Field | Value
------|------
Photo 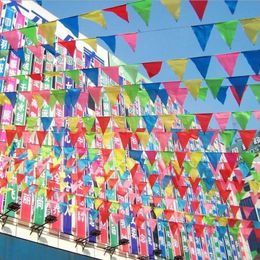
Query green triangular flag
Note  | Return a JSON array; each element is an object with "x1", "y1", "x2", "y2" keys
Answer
[
  {"x1": 52, "y1": 89, "x2": 66, "y2": 106},
  {"x1": 146, "y1": 161, "x2": 155, "y2": 173},
  {"x1": 19, "y1": 26, "x2": 39, "y2": 45},
  {"x1": 120, "y1": 65, "x2": 139, "y2": 83},
  {"x1": 40, "y1": 145, "x2": 52, "y2": 159},
  {"x1": 177, "y1": 114, "x2": 194, "y2": 130},
  {"x1": 13, "y1": 75, "x2": 27, "y2": 81},
  {"x1": 124, "y1": 84, "x2": 140, "y2": 103},
  {"x1": 65, "y1": 70, "x2": 80, "y2": 84},
  {"x1": 138, "y1": 89, "x2": 150, "y2": 108},
  {"x1": 85, "y1": 132, "x2": 96, "y2": 146},
  {"x1": 229, "y1": 226, "x2": 239, "y2": 240},
  {"x1": 219, "y1": 130, "x2": 236, "y2": 150},
  {"x1": 216, "y1": 20, "x2": 238, "y2": 48},
  {"x1": 89, "y1": 148, "x2": 99, "y2": 162},
  {"x1": 48, "y1": 94, "x2": 56, "y2": 109},
  {"x1": 126, "y1": 116, "x2": 140, "y2": 132},
  {"x1": 251, "y1": 170, "x2": 260, "y2": 181},
  {"x1": 232, "y1": 111, "x2": 252, "y2": 130},
  {"x1": 240, "y1": 151, "x2": 255, "y2": 168},
  {"x1": 130, "y1": 0, "x2": 152, "y2": 26},
  {"x1": 249, "y1": 84, "x2": 260, "y2": 103},
  {"x1": 203, "y1": 215, "x2": 215, "y2": 225},
  {"x1": 160, "y1": 151, "x2": 172, "y2": 166},
  {"x1": 183, "y1": 161, "x2": 193, "y2": 174},
  {"x1": 26, "y1": 117, "x2": 38, "y2": 131},
  {"x1": 198, "y1": 87, "x2": 208, "y2": 100},
  {"x1": 236, "y1": 191, "x2": 246, "y2": 203},
  {"x1": 82, "y1": 117, "x2": 95, "y2": 132},
  {"x1": 94, "y1": 187, "x2": 100, "y2": 197},
  {"x1": 205, "y1": 78, "x2": 224, "y2": 98}
]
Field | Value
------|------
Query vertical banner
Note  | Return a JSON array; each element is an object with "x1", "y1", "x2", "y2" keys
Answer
[
  {"x1": 49, "y1": 201, "x2": 61, "y2": 232},
  {"x1": 139, "y1": 222, "x2": 148, "y2": 256},
  {"x1": 157, "y1": 220, "x2": 167, "y2": 258},
  {"x1": 146, "y1": 222, "x2": 154, "y2": 257},
  {"x1": 76, "y1": 207, "x2": 87, "y2": 238},
  {"x1": 165, "y1": 223, "x2": 174, "y2": 259},
  {"x1": 20, "y1": 192, "x2": 33, "y2": 222},
  {"x1": 130, "y1": 211, "x2": 139, "y2": 255}
]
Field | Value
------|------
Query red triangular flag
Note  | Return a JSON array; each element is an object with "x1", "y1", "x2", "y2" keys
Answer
[
  {"x1": 30, "y1": 73, "x2": 43, "y2": 81},
  {"x1": 88, "y1": 86, "x2": 102, "y2": 106},
  {"x1": 191, "y1": 200, "x2": 200, "y2": 212},
  {"x1": 59, "y1": 40, "x2": 76, "y2": 57},
  {"x1": 142, "y1": 62, "x2": 162, "y2": 78},
  {"x1": 176, "y1": 131, "x2": 191, "y2": 149},
  {"x1": 193, "y1": 224, "x2": 204, "y2": 237},
  {"x1": 178, "y1": 186, "x2": 188, "y2": 198},
  {"x1": 230, "y1": 85, "x2": 247, "y2": 105},
  {"x1": 196, "y1": 113, "x2": 212, "y2": 132},
  {"x1": 230, "y1": 204, "x2": 239, "y2": 217},
  {"x1": 189, "y1": 0, "x2": 208, "y2": 20},
  {"x1": 5, "y1": 129, "x2": 16, "y2": 145},
  {"x1": 169, "y1": 222, "x2": 179, "y2": 236},
  {"x1": 153, "y1": 196, "x2": 161, "y2": 206},
  {"x1": 233, "y1": 180, "x2": 245, "y2": 193},
  {"x1": 17, "y1": 174, "x2": 25, "y2": 185},
  {"x1": 175, "y1": 151, "x2": 186, "y2": 167},
  {"x1": 97, "y1": 116, "x2": 111, "y2": 134},
  {"x1": 221, "y1": 189, "x2": 231, "y2": 202},
  {"x1": 189, "y1": 177, "x2": 201, "y2": 193},
  {"x1": 101, "y1": 148, "x2": 112, "y2": 163},
  {"x1": 238, "y1": 130, "x2": 256, "y2": 149},
  {"x1": 36, "y1": 131, "x2": 47, "y2": 146},
  {"x1": 69, "y1": 130, "x2": 81, "y2": 146},
  {"x1": 206, "y1": 225, "x2": 215, "y2": 237},
  {"x1": 219, "y1": 168, "x2": 232, "y2": 182},
  {"x1": 164, "y1": 209, "x2": 174, "y2": 221},
  {"x1": 224, "y1": 152, "x2": 239, "y2": 170},
  {"x1": 146, "y1": 150, "x2": 157, "y2": 165},
  {"x1": 104, "y1": 4, "x2": 129, "y2": 22},
  {"x1": 132, "y1": 203, "x2": 142, "y2": 215},
  {"x1": 119, "y1": 132, "x2": 132, "y2": 148},
  {"x1": 149, "y1": 174, "x2": 158, "y2": 187}
]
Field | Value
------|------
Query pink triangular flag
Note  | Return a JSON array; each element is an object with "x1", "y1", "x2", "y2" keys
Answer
[
  {"x1": 240, "y1": 227, "x2": 252, "y2": 240},
  {"x1": 175, "y1": 88, "x2": 188, "y2": 107},
  {"x1": 119, "y1": 33, "x2": 137, "y2": 51},
  {"x1": 163, "y1": 81, "x2": 181, "y2": 101},
  {"x1": 78, "y1": 92, "x2": 89, "y2": 110},
  {"x1": 101, "y1": 66, "x2": 119, "y2": 84},
  {"x1": 148, "y1": 219, "x2": 157, "y2": 231},
  {"x1": 1, "y1": 30, "x2": 22, "y2": 50},
  {"x1": 250, "y1": 192, "x2": 259, "y2": 204},
  {"x1": 88, "y1": 87, "x2": 102, "y2": 106},
  {"x1": 214, "y1": 112, "x2": 231, "y2": 131},
  {"x1": 154, "y1": 132, "x2": 171, "y2": 151},
  {"x1": 27, "y1": 45, "x2": 43, "y2": 59},
  {"x1": 215, "y1": 52, "x2": 239, "y2": 76},
  {"x1": 242, "y1": 206, "x2": 254, "y2": 219},
  {"x1": 253, "y1": 111, "x2": 260, "y2": 121}
]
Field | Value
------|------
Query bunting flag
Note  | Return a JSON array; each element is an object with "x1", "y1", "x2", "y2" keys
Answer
[
  {"x1": 160, "y1": 0, "x2": 181, "y2": 20},
  {"x1": 130, "y1": 0, "x2": 152, "y2": 26},
  {"x1": 240, "y1": 17, "x2": 260, "y2": 44},
  {"x1": 167, "y1": 59, "x2": 188, "y2": 80},
  {"x1": 192, "y1": 24, "x2": 214, "y2": 51},
  {"x1": 60, "y1": 16, "x2": 79, "y2": 37},
  {"x1": 224, "y1": 0, "x2": 238, "y2": 14},
  {"x1": 216, "y1": 20, "x2": 238, "y2": 48},
  {"x1": 80, "y1": 10, "x2": 107, "y2": 28},
  {"x1": 119, "y1": 33, "x2": 137, "y2": 51},
  {"x1": 38, "y1": 21, "x2": 57, "y2": 45},
  {"x1": 189, "y1": 0, "x2": 208, "y2": 20},
  {"x1": 104, "y1": 4, "x2": 129, "y2": 22}
]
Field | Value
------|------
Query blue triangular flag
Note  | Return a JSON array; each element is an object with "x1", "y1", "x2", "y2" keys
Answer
[
  {"x1": 198, "y1": 131, "x2": 215, "y2": 149},
  {"x1": 162, "y1": 175, "x2": 172, "y2": 188},
  {"x1": 217, "y1": 86, "x2": 228, "y2": 104},
  {"x1": 52, "y1": 127, "x2": 65, "y2": 145},
  {"x1": 60, "y1": 16, "x2": 79, "y2": 37},
  {"x1": 99, "y1": 35, "x2": 116, "y2": 53},
  {"x1": 42, "y1": 44, "x2": 60, "y2": 57},
  {"x1": 243, "y1": 50, "x2": 260, "y2": 74},
  {"x1": 143, "y1": 82, "x2": 160, "y2": 102},
  {"x1": 124, "y1": 215, "x2": 133, "y2": 226},
  {"x1": 206, "y1": 152, "x2": 222, "y2": 170},
  {"x1": 185, "y1": 223, "x2": 193, "y2": 233},
  {"x1": 5, "y1": 92, "x2": 17, "y2": 107},
  {"x1": 203, "y1": 177, "x2": 215, "y2": 191},
  {"x1": 64, "y1": 147, "x2": 75, "y2": 160},
  {"x1": 143, "y1": 115, "x2": 158, "y2": 133},
  {"x1": 65, "y1": 88, "x2": 81, "y2": 107},
  {"x1": 78, "y1": 159, "x2": 88, "y2": 171},
  {"x1": 41, "y1": 117, "x2": 53, "y2": 131},
  {"x1": 177, "y1": 198, "x2": 186, "y2": 210},
  {"x1": 11, "y1": 48, "x2": 25, "y2": 64},
  {"x1": 90, "y1": 209, "x2": 99, "y2": 220},
  {"x1": 158, "y1": 88, "x2": 169, "y2": 105},
  {"x1": 191, "y1": 24, "x2": 214, "y2": 51},
  {"x1": 228, "y1": 75, "x2": 249, "y2": 98},
  {"x1": 82, "y1": 68, "x2": 99, "y2": 86},
  {"x1": 191, "y1": 56, "x2": 211, "y2": 78},
  {"x1": 216, "y1": 226, "x2": 227, "y2": 239},
  {"x1": 53, "y1": 146, "x2": 62, "y2": 159},
  {"x1": 129, "y1": 150, "x2": 143, "y2": 161},
  {"x1": 224, "y1": 0, "x2": 238, "y2": 14},
  {"x1": 217, "y1": 204, "x2": 227, "y2": 216}
]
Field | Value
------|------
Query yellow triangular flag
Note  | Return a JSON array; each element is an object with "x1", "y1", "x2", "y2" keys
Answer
[
  {"x1": 167, "y1": 59, "x2": 188, "y2": 80},
  {"x1": 218, "y1": 217, "x2": 228, "y2": 226},
  {"x1": 32, "y1": 94, "x2": 44, "y2": 109},
  {"x1": 136, "y1": 131, "x2": 150, "y2": 148},
  {"x1": 118, "y1": 162, "x2": 126, "y2": 174},
  {"x1": 154, "y1": 207, "x2": 164, "y2": 218},
  {"x1": 189, "y1": 168, "x2": 199, "y2": 181},
  {"x1": 240, "y1": 17, "x2": 260, "y2": 44},
  {"x1": 160, "y1": 114, "x2": 176, "y2": 131},
  {"x1": 160, "y1": 0, "x2": 181, "y2": 20},
  {"x1": 184, "y1": 79, "x2": 202, "y2": 99},
  {"x1": 94, "y1": 198, "x2": 103, "y2": 209},
  {"x1": 104, "y1": 86, "x2": 120, "y2": 105},
  {"x1": 80, "y1": 10, "x2": 107, "y2": 28},
  {"x1": 44, "y1": 71, "x2": 62, "y2": 77},
  {"x1": 189, "y1": 152, "x2": 203, "y2": 168},
  {"x1": 67, "y1": 117, "x2": 80, "y2": 131},
  {"x1": 249, "y1": 180, "x2": 259, "y2": 195},
  {"x1": 80, "y1": 38, "x2": 97, "y2": 52},
  {"x1": 38, "y1": 21, "x2": 57, "y2": 45},
  {"x1": 102, "y1": 131, "x2": 114, "y2": 147},
  {"x1": 112, "y1": 116, "x2": 125, "y2": 130},
  {"x1": 165, "y1": 183, "x2": 173, "y2": 197},
  {"x1": 126, "y1": 157, "x2": 136, "y2": 170},
  {"x1": 122, "y1": 91, "x2": 131, "y2": 108},
  {"x1": 185, "y1": 213, "x2": 193, "y2": 222},
  {"x1": 96, "y1": 176, "x2": 105, "y2": 187},
  {"x1": 172, "y1": 160, "x2": 182, "y2": 175},
  {"x1": 114, "y1": 149, "x2": 126, "y2": 166}
]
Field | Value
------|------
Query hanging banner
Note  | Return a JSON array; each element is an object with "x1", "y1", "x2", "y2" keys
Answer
[{"x1": 20, "y1": 192, "x2": 33, "y2": 222}]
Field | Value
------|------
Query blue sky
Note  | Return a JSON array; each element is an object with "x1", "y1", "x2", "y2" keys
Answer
[{"x1": 41, "y1": 0, "x2": 260, "y2": 128}]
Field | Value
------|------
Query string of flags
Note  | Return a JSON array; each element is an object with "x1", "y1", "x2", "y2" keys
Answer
[{"x1": 0, "y1": 0, "x2": 259, "y2": 259}]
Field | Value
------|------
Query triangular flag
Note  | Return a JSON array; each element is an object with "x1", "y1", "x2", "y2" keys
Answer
[
  {"x1": 143, "y1": 82, "x2": 160, "y2": 102},
  {"x1": 216, "y1": 20, "x2": 238, "y2": 48},
  {"x1": 142, "y1": 62, "x2": 162, "y2": 78},
  {"x1": 177, "y1": 114, "x2": 194, "y2": 130},
  {"x1": 36, "y1": 131, "x2": 47, "y2": 146},
  {"x1": 41, "y1": 117, "x2": 53, "y2": 131},
  {"x1": 184, "y1": 79, "x2": 202, "y2": 99},
  {"x1": 224, "y1": 152, "x2": 239, "y2": 170},
  {"x1": 238, "y1": 130, "x2": 256, "y2": 149},
  {"x1": 80, "y1": 10, "x2": 106, "y2": 28},
  {"x1": 205, "y1": 78, "x2": 224, "y2": 98},
  {"x1": 19, "y1": 26, "x2": 38, "y2": 45},
  {"x1": 191, "y1": 24, "x2": 214, "y2": 51},
  {"x1": 88, "y1": 87, "x2": 102, "y2": 106},
  {"x1": 160, "y1": 0, "x2": 181, "y2": 20},
  {"x1": 99, "y1": 35, "x2": 116, "y2": 53},
  {"x1": 175, "y1": 151, "x2": 186, "y2": 167},
  {"x1": 1, "y1": 30, "x2": 22, "y2": 50},
  {"x1": 131, "y1": 0, "x2": 152, "y2": 26},
  {"x1": 189, "y1": 0, "x2": 208, "y2": 20},
  {"x1": 230, "y1": 85, "x2": 247, "y2": 105},
  {"x1": 136, "y1": 131, "x2": 150, "y2": 148},
  {"x1": 228, "y1": 75, "x2": 249, "y2": 100},
  {"x1": 82, "y1": 68, "x2": 99, "y2": 86},
  {"x1": 80, "y1": 38, "x2": 97, "y2": 51},
  {"x1": 5, "y1": 92, "x2": 17, "y2": 107},
  {"x1": 104, "y1": 86, "x2": 120, "y2": 105},
  {"x1": 232, "y1": 111, "x2": 252, "y2": 130},
  {"x1": 60, "y1": 16, "x2": 79, "y2": 37},
  {"x1": 217, "y1": 86, "x2": 229, "y2": 104},
  {"x1": 38, "y1": 21, "x2": 57, "y2": 45},
  {"x1": 104, "y1": 4, "x2": 129, "y2": 22},
  {"x1": 120, "y1": 64, "x2": 139, "y2": 83},
  {"x1": 219, "y1": 130, "x2": 236, "y2": 149},
  {"x1": 59, "y1": 40, "x2": 76, "y2": 57},
  {"x1": 160, "y1": 115, "x2": 176, "y2": 131},
  {"x1": 196, "y1": 113, "x2": 212, "y2": 132},
  {"x1": 215, "y1": 52, "x2": 239, "y2": 76},
  {"x1": 206, "y1": 152, "x2": 222, "y2": 170},
  {"x1": 123, "y1": 84, "x2": 140, "y2": 103},
  {"x1": 241, "y1": 151, "x2": 255, "y2": 168},
  {"x1": 175, "y1": 88, "x2": 188, "y2": 106},
  {"x1": 240, "y1": 17, "x2": 260, "y2": 44},
  {"x1": 64, "y1": 70, "x2": 80, "y2": 84},
  {"x1": 249, "y1": 84, "x2": 260, "y2": 103},
  {"x1": 119, "y1": 33, "x2": 137, "y2": 51},
  {"x1": 243, "y1": 50, "x2": 260, "y2": 74},
  {"x1": 176, "y1": 131, "x2": 190, "y2": 149},
  {"x1": 126, "y1": 116, "x2": 140, "y2": 133},
  {"x1": 143, "y1": 115, "x2": 158, "y2": 133},
  {"x1": 191, "y1": 56, "x2": 211, "y2": 78},
  {"x1": 167, "y1": 59, "x2": 188, "y2": 80},
  {"x1": 101, "y1": 66, "x2": 119, "y2": 84},
  {"x1": 198, "y1": 130, "x2": 215, "y2": 149},
  {"x1": 97, "y1": 116, "x2": 110, "y2": 134},
  {"x1": 224, "y1": 0, "x2": 238, "y2": 14}
]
